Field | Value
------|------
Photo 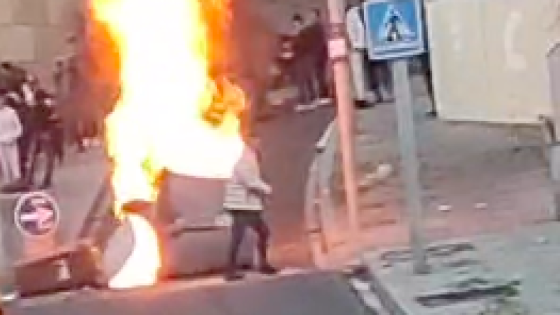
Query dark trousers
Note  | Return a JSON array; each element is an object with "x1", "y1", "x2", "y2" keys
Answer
[
  {"x1": 27, "y1": 133, "x2": 56, "y2": 187},
  {"x1": 17, "y1": 133, "x2": 32, "y2": 178},
  {"x1": 228, "y1": 210, "x2": 270, "y2": 270},
  {"x1": 73, "y1": 119, "x2": 99, "y2": 151},
  {"x1": 52, "y1": 126, "x2": 65, "y2": 162},
  {"x1": 293, "y1": 58, "x2": 316, "y2": 104},
  {"x1": 419, "y1": 53, "x2": 435, "y2": 110},
  {"x1": 314, "y1": 56, "x2": 329, "y2": 98},
  {"x1": 369, "y1": 60, "x2": 392, "y2": 99}
]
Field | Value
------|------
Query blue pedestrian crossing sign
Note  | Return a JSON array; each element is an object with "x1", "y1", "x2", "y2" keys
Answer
[{"x1": 364, "y1": 0, "x2": 425, "y2": 60}]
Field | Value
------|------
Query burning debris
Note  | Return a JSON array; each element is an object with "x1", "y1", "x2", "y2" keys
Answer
[{"x1": 90, "y1": 0, "x2": 246, "y2": 289}]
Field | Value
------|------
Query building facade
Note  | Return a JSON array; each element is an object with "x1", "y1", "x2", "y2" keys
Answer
[
  {"x1": 0, "y1": 0, "x2": 83, "y2": 88},
  {"x1": 426, "y1": 0, "x2": 560, "y2": 124}
]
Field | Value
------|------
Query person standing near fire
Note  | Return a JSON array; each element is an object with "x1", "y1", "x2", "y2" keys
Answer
[{"x1": 223, "y1": 134, "x2": 278, "y2": 281}]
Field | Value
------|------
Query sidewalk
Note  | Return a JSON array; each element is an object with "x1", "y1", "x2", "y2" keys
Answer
[
  {"x1": 326, "y1": 76, "x2": 558, "y2": 313},
  {"x1": 331, "y1": 75, "x2": 551, "y2": 250},
  {"x1": 48, "y1": 147, "x2": 108, "y2": 244},
  {"x1": 364, "y1": 222, "x2": 560, "y2": 314}
]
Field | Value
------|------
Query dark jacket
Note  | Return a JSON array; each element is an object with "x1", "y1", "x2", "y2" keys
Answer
[
  {"x1": 307, "y1": 22, "x2": 328, "y2": 61},
  {"x1": 33, "y1": 93, "x2": 60, "y2": 135},
  {"x1": 292, "y1": 27, "x2": 312, "y2": 60},
  {"x1": 293, "y1": 22, "x2": 327, "y2": 63}
]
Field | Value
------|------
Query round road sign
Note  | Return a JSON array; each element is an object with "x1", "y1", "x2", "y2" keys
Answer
[{"x1": 14, "y1": 191, "x2": 60, "y2": 238}]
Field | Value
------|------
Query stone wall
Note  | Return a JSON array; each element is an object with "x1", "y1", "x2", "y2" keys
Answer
[{"x1": 0, "y1": 0, "x2": 83, "y2": 88}]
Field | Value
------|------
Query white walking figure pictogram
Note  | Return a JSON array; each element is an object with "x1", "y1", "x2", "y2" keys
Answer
[{"x1": 378, "y1": 4, "x2": 415, "y2": 43}]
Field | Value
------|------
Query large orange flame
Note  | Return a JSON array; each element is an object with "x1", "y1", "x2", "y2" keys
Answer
[{"x1": 90, "y1": 0, "x2": 245, "y2": 289}]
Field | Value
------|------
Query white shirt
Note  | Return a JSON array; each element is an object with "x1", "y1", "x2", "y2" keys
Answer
[
  {"x1": 345, "y1": 6, "x2": 366, "y2": 50},
  {"x1": 0, "y1": 106, "x2": 22, "y2": 144},
  {"x1": 22, "y1": 83, "x2": 36, "y2": 107},
  {"x1": 223, "y1": 147, "x2": 272, "y2": 211}
]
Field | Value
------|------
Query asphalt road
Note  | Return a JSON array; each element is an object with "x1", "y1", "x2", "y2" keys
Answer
[
  {"x1": 257, "y1": 107, "x2": 335, "y2": 266},
  {"x1": 4, "y1": 108, "x2": 352, "y2": 315},
  {"x1": 6, "y1": 272, "x2": 369, "y2": 315}
]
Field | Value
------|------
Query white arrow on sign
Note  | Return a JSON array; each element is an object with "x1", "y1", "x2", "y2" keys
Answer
[{"x1": 20, "y1": 206, "x2": 54, "y2": 231}]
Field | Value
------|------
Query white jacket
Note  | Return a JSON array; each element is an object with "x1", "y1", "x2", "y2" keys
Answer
[
  {"x1": 0, "y1": 106, "x2": 22, "y2": 144},
  {"x1": 346, "y1": 6, "x2": 366, "y2": 50},
  {"x1": 223, "y1": 147, "x2": 271, "y2": 211}
]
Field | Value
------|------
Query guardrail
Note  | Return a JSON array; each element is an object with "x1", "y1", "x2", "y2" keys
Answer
[
  {"x1": 303, "y1": 119, "x2": 341, "y2": 267},
  {"x1": 77, "y1": 173, "x2": 115, "y2": 250}
]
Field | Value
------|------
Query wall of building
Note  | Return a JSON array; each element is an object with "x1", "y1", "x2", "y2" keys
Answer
[
  {"x1": 426, "y1": 0, "x2": 560, "y2": 124},
  {"x1": 0, "y1": 0, "x2": 82, "y2": 88}
]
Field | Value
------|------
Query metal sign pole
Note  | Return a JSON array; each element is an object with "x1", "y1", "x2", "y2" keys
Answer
[
  {"x1": 363, "y1": 0, "x2": 429, "y2": 273},
  {"x1": 326, "y1": 0, "x2": 361, "y2": 247},
  {"x1": 391, "y1": 59, "x2": 429, "y2": 274},
  {"x1": 546, "y1": 43, "x2": 560, "y2": 221}
]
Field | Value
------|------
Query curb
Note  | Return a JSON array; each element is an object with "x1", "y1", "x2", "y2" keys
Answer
[
  {"x1": 77, "y1": 174, "x2": 113, "y2": 245},
  {"x1": 304, "y1": 116, "x2": 344, "y2": 269},
  {"x1": 365, "y1": 262, "x2": 409, "y2": 315}
]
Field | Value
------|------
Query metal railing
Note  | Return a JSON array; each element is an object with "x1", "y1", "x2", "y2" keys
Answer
[{"x1": 303, "y1": 119, "x2": 341, "y2": 267}]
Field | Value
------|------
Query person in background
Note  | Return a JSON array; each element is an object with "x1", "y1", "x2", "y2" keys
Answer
[
  {"x1": 291, "y1": 14, "x2": 317, "y2": 111},
  {"x1": 419, "y1": 4, "x2": 436, "y2": 117},
  {"x1": 307, "y1": 8, "x2": 331, "y2": 105},
  {"x1": 44, "y1": 92, "x2": 65, "y2": 164},
  {"x1": 370, "y1": 60, "x2": 392, "y2": 102},
  {"x1": 345, "y1": 1, "x2": 392, "y2": 104},
  {"x1": 0, "y1": 62, "x2": 26, "y2": 94},
  {"x1": 21, "y1": 75, "x2": 39, "y2": 108},
  {"x1": 5, "y1": 86, "x2": 33, "y2": 178},
  {"x1": 26, "y1": 90, "x2": 61, "y2": 188},
  {"x1": 18, "y1": 75, "x2": 47, "y2": 180},
  {"x1": 276, "y1": 34, "x2": 296, "y2": 88},
  {"x1": 223, "y1": 134, "x2": 277, "y2": 281},
  {"x1": 345, "y1": 1, "x2": 374, "y2": 108},
  {"x1": 0, "y1": 96, "x2": 22, "y2": 184},
  {"x1": 53, "y1": 58, "x2": 66, "y2": 98}
]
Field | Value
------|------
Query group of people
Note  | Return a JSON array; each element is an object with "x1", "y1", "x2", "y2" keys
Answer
[
  {"x1": 0, "y1": 56, "x2": 105, "y2": 191},
  {"x1": 272, "y1": 6, "x2": 396, "y2": 111},
  {"x1": 345, "y1": 0, "x2": 435, "y2": 111},
  {"x1": 0, "y1": 62, "x2": 77, "y2": 190},
  {"x1": 273, "y1": 2, "x2": 434, "y2": 113},
  {"x1": 276, "y1": 9, "x2": 331, "y2": 111}
]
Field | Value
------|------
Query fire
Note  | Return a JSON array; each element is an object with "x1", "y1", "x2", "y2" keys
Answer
[
  {"x1": 90, "y1": 0, "x2": 245, "y2": 289},
  {"x1": 108, "y1": 213, "x2": 161, "y2": 289}
]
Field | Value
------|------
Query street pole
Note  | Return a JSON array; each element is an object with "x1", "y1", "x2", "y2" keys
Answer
[
  {"x1": 391, "y1": 58, "x2": 429, "y2": 274},
  {"x1": 325, "y1": 0, "x2": 361, "y2": 247},
  {"x1": 545, "y1": 43, "x2": 560, "y2": 221}
]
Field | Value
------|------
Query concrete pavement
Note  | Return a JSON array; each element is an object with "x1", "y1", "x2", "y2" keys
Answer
[
  {"x1": 327, "y1": 75, "x2": 550, "y2": 253},
  {"x1": 364, "y1": 222, "x2": 560, "y2": 314}
]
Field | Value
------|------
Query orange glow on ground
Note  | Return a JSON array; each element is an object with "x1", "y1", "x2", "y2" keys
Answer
[
  {"x1": 108, "y1": 214, "x2": 161, "y2": 289},
  {"x1": 90, "y1": 0, "x2": 245, "y2": 289}
]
